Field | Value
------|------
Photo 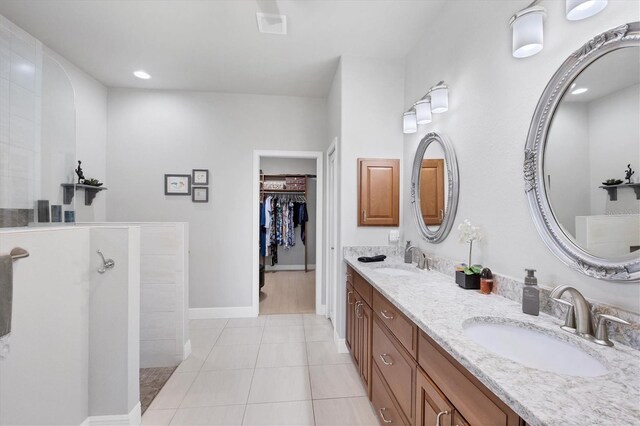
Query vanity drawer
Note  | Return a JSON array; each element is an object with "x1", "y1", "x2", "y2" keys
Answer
[
  {"x1": 372, "y1": 363, "x2": 410, "y2": 426},
  {"x1": 353, "y1": 271, "x2": 372, "y2": 306},
  {"x1": 373, "y1": 290, "x2": 417, "y2": 357},
  {"x1": 418, "y1": 332, "x2": 520, "y2": 426},
  {"x1": 373, "y1": 317, "x2": 416, "y2": 423}
]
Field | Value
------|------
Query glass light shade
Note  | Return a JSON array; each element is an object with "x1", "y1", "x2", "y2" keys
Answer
[
  {"x1": 566, "y1": 0, "x2": 607, "y2": 20},
  {"x1": 430, "y1": 86, "x2": 448, "y2": 114},
  {"x1": 414, "y1": 99, "x2": 432, "y2": 124},
  {"x1": 403, "y1": 111, "x2": 417, "y2": 134},
  {"x1": 511, "y1": 10, "x2": 545, "y2": 58}
]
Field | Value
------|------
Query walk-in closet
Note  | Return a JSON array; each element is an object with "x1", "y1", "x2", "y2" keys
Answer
[{"x1": 259, "y1": 158, "x2": 317, "y2": 314}]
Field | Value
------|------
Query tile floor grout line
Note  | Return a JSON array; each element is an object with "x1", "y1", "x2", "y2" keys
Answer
[
  {"x1": 240, "y1": 316, "x2": 266, "y2": 424},
  {"x1": 302, "y1": 316, "x2": 318, "y2": 426}
]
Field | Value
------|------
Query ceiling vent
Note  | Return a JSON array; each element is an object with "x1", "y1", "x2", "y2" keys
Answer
[{"x1": 256, "y1": 13, "x2": 287, "y2": 35}]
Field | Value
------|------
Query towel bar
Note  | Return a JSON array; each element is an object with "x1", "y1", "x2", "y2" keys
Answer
[{"x1": 9, "y1": 247, "x2": 29, "y2": 261}]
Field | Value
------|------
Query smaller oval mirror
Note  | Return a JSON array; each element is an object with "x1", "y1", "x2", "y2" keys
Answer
[{"x1": 411, "y1": 132, "x2": 459, "y2": 243}]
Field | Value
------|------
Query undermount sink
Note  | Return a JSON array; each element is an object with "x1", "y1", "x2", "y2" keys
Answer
[
  {"x1": 373, "y1": 266, "x2": 418, "y2": 277},
  {"x1": 463, "y1": 319, "x2": 608, "y2": 377}
]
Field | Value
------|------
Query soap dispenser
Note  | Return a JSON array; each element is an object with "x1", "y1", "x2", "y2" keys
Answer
[{"x1": 522, "y1": 269, "x2": 539, "y2": 316}]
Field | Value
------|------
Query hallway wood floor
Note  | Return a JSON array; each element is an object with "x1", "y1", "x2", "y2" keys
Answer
[{"x1": 259, "y1": 271, "x2": 315, "y2": 315}]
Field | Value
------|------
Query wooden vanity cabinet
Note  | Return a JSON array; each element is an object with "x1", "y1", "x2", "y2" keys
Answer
[
  {"x1": 345, "y1": 266, "x2": 525, "y2": 426},
  {"x1": 347, "y1": 266, "x2": 373, "y2": 396},
  {"x1": 358, "y1": 158, "x2": 400, "y2": 227}
]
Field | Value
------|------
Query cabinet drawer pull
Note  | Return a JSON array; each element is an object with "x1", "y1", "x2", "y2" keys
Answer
[
  {"x1": 379, "y1": 353, "x2": 393, "y2": 366},
  {"x1": 347, "y1": 291, "x2": 353, "y2": 305},
  {"x1": 379, "y1": 408, "x2": 392, "y2": 424},
  {"x1": 436, "y1": 410, "x2": 449, "y2": 426},
  {"x1": 380, "y1": 310, "x2": 394, "y2": 320}
]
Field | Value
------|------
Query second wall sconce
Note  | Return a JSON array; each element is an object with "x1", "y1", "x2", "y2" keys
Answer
[
  {"x1": 403, "y1": 81, "x2": 449, "y2": 134},
  {"x1": 510, "y1": 0, "x2": 608, "y2": 59}
]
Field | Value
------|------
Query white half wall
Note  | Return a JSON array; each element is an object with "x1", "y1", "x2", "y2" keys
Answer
[
  {"x1": 106, "y1": 89, "x2": 329, "y2": 311},
  {"x1": 402, "y1": 1, "x2": 640, "y2": 313}
]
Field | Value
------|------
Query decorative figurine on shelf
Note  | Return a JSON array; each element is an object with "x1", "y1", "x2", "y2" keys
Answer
[
  {"x1": 625, "y1": 164, "x2": 635, "y2": 184},
  {"x1": 75, "y1": 161, "x2": 85, "y2": 184}
]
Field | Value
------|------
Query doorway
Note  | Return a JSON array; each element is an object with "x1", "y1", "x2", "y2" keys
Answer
[{"x1": 252, "y1": 150, "x2": 324, "y2": 316}]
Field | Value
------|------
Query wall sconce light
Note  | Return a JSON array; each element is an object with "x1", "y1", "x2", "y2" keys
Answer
[
  {"x1": 414, "y1": 98, "x2": 432, "y2": 124},
  {"x1": 427, "y1": 82, "x2": 449, "y2": 114},
  {"x1": 403, "y1": 81, "x2": 450, "y2": 133},
  {"x1": 566, "y1": 0, "x2": 607, "y2": 21},
  {"x1": 403, "y1": 110, "x2": 417, "y2": 134},
  {"x1": 510, "y1": 0, "x2": 546, "y2": 58}
]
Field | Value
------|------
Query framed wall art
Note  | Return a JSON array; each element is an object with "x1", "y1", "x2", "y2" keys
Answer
[
  {"x1": 192, "y1": 187, "x2": 209, "y2": 203},
  {"x1": 192, "y1": 169, "x2": 209, "y2": 185},
  {"x1": 164, "y1": 174, "x2": 191, "y2": 195}
]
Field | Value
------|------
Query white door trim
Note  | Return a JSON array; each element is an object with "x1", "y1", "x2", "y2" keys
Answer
[
  {"x1": 325, "y1": 139, "x2": 338, "y2": 322},
  {"x1": 252, "y1": 150, "x2": 325, "y2": 316}
]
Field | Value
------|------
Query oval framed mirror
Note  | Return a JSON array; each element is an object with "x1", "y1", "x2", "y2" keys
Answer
[
  {"x1": 524, "y1": 22, "x2": 640, "y2": 281},
  {"x1": 411, "y1": 132, "x2": 459, "y2": 243}
]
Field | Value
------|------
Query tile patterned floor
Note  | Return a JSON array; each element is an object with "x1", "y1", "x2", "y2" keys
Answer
[{"x1": 142, "y1": 314, "x2": 378, "y2": 425}]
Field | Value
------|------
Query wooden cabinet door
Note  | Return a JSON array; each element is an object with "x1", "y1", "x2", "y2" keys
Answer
[
  {"x1": 346, "y1": 283, "x2": 355, "y2": 354},
  {"x1": 416, "y1": 369, "x2": 453, "y2": 426},
  {"x1": 358, "y1": 159, "x2": 400, "y2": 226},
  {"x1": 352, "y1": 292, "x2": 363, "y2": 369},
  {"x1": 360, "y1": 301, "x2": 372, "y2": 397},
  {"x1": 420, "y1": 159, "x2": 445, "y2": 226}
]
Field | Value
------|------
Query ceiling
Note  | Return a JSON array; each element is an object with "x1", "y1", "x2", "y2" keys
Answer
[{"x1": 0, "y1": 0, "x2": 445, "y2": 97}]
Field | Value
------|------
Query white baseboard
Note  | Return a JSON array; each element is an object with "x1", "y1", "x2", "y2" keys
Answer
[
  {"x1": 183, "y1": 339, "x2": 192, "y2": 360},
  {"x1": 189, "y1": 306, "x2": 256, "y2": 319},
  {"x1": 82, "y1": 402, "x2": 141, "y2": 426},
  {"x1": 334, "y1": 329, "x2": 348, "y2": 354},
  {"x1": 317, "y1": 304, "x2": 326, "y2": 315},
  {"x1": 265, "y1": 264, "x2": 316, "y2": 272}
]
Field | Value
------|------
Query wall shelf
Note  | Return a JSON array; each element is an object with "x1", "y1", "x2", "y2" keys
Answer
[
  {"x1": 61, "y1": 184, "x2": 108, "y2": 206},
  {"x1": 599, "y1": 183, "x2": 640, "y2": 201}
]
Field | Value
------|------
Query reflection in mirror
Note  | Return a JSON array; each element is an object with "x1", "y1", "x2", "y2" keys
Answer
[
  {"x1": 420, "y1": 143, "x2": 448, "y2": 231},
  {"x1": 545, "y1": 46, "x2": 640, "y2": 260},
  {"x1": 411, "y1": 132, "x2": 459, "y2": 243}
]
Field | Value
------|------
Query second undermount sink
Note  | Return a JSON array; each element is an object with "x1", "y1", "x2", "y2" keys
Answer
[
  {"x1": 463, "y1": 319, "x2": 608, "y2": 377},
  {"x1": 372, "y1": 266, "x2": 419, "y2": 277}
]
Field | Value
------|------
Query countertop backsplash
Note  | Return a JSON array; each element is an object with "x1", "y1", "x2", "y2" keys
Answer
[{"x1": 344, "y1": 246, "x2": 640, "y2": 351}]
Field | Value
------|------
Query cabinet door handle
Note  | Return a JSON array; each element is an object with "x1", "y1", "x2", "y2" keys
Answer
[
  {"x1": 440, "y1": 209, "x2": 444, "y2": 220},
  {"x1": 379, "y1": 353, "x2": 393, "y2": 366},
  {"x1": 356, "y1": 301, "x2": 363, "y2": 318},
  {"x1": 379, "y1": 408, "x2": 392, "y2": 424},
  {"x1": 347, "y1": 291, "x2": 353, "y2": 305},
  {"x1": 362, "y1": 210, "x2": 367, "y2": 222},
  {"x1": 436, "y1": 410, "x2": 449, "y2": 426},
  {"x1": 380, "y1": 310, "x2": 394, "y2": 320}
]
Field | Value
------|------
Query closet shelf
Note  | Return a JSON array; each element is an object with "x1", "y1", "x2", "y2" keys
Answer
[
  {"x1": 599, "y1": 183, "x2": 640, "y2": 201},
  {"x1": 61, "y1": 183, "x2": 108, "y2": 206}
]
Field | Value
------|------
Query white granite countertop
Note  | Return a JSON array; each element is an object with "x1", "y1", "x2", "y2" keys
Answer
[{"x1": 345, "y1": 255, "x2": 640, "y2": 426}]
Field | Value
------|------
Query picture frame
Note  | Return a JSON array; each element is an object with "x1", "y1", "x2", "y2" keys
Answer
[
  {"x1": 192, "y1": 169, "x2": 209, "y2": 185},
  {"x1": 192, "y1": 187, "x2": 209, "y2": 203},
  {"x1": 164, "y1": 174, "x2": 191, "y2": 195}
]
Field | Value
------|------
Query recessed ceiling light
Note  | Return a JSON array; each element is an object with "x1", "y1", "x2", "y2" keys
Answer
[
  {"x1": 133, "y1": 70, "x2": 151, "y2": 80},
  {"x1": 571, "y1": 87, "x2": 588, "y2": 95}
]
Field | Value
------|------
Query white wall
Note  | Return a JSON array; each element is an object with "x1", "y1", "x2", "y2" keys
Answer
[
  {"x1": 107, "y1": 89, "x2": 328, "y2": 311},
  {"x1": 333, "y1": 55, "x2": 405, "y2": 337},
  {"x1": 88, "y1": 226, "x2": 140, "y2": 417},
  {"x1": 402, "y1": 1, "x2": 640, "y2": 313},
  {"x1": 546, "y1": 102, "x2": 591, "y2": 237},
  {"x1": 0, "y1": 228, "x2": 89, "y2": 425},
  {"x1": 45, "y1": 48, "x2": 108, "y2": 222},
  {"x1": 588, "y1": 83, "x2": 640, "y2": 215},
  {"x1": 260, "y1": 157, "x2": 317, "y2": 268}
]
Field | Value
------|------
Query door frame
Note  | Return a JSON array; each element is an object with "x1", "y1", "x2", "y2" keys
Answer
[
  {"x1": 252, "y1": 150, "x2": 324, "y2": 316},
  {"x1": 325, "y1": 139, "x2": 338, "y2": 322}
]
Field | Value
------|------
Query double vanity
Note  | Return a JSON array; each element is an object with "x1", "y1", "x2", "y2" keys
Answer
[{"x1": 343, "y1": 255, "x2": 640, "y2": 426}]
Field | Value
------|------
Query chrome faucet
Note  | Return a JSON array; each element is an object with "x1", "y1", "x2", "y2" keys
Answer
[
  {"x1": 549, "y1": 285, "x2": 593, "y2": 338},
  {"x1": 404, "y1": 243, "x2": 418, "y2": 264}
]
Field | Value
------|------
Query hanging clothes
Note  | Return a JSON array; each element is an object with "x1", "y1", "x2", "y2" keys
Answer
[
  {"x1": 259, "y1": 201, "x2": 267, "y2": 257},
  {"x1": 262, "y1": 194, "x2": 307, "y2": 264}
]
